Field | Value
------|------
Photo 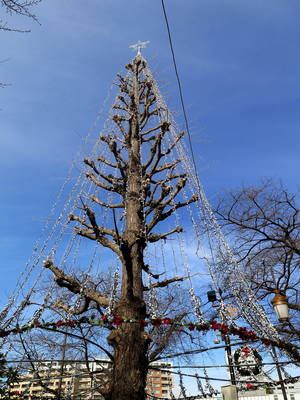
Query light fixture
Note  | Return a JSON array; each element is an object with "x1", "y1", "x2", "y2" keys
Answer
[
  {"x1": 271, "y1": 289, "x2": 289, "y2": 322},
  {"x1": 207, "y1": 290, "x2": 217, "y2": 303},
  {"x1": 214, "y1": 334, "x2": 221, "y2": 344}
]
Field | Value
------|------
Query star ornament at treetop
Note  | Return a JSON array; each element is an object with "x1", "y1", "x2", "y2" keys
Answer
[{"x1": 129, "y1": 40, "x2": 150, "y2": 56}]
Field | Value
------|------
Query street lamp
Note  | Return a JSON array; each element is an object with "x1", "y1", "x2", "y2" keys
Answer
[
  {"x1": 271, "y1": 289, "x2": 289, "y2": 322},
  {"x1": 270, "y1": 289, "x2": 290, "y2": 400}
]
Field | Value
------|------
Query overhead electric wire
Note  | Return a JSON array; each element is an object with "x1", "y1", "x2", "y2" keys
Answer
[
  {"x1": 150, "y1": 366, "x2": 300, "y2": 385},
  {"x1": 13, "y1": 366, "x2": 299, "y2": 386},
  {"x1": 160, "y1": 0, "x2": 200, "y2": 185}
]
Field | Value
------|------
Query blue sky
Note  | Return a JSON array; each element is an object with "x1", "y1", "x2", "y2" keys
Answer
[
  {"x1": 1, "y1": 0, "x2": 300, "y2": 391},
  {"x1": 1, "y1": 0, "x2": 300, "y2": 311}
]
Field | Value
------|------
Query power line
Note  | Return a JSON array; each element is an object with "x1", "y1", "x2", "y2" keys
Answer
[
  {"x1": 160, "y1": 0, "x2": 200, "y2": 183},
  {"x1": 6, "y1": 359, "x2": 294, "y2": 368},
  {"x1": 151, "y1": 366, "x2": 300, "y2": 385}
]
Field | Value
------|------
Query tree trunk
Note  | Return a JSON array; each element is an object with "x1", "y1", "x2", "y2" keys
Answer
[
  {"x1": 106, "y1": 55, "x2": 150, "y2": 400},
  {"x1": 107, "y1": 301, "x2": 150, "y2": 400}
]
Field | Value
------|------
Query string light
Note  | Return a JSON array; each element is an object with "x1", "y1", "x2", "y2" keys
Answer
[{"x1": 1, "y1": 50, "x2": 297, "y2": 398}]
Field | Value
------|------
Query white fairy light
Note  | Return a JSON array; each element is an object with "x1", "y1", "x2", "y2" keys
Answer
[
  {"x1": 167, "y1": 370, "x2": 176, "y2": 400},
  {"x1": 204, "y1": 368, "x2": 216, "y2": 396},
  {"x1": 143, "y1": 59, "x2": 281, "y2": 343},
  {"x1": 189, "y1": 287, "x2": 205, "y2": 325},
  {"x1": 107, "y1": 265, "x2": 120, "y2": 316},
  {"x1": 195, "y1": 373, "x2": 206, "y2": 397},
  {"x1": 179, "y1": 371, "x2": 188, "y2": 400},
  {"x1": 147, "y1": 275, "x2": 159, "y2": 318}
]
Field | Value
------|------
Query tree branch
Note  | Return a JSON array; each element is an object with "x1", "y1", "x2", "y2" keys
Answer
[
  {"x1": 54, "y1": 298, "x2": 91, "y2": 315},
  {"x1": 147, "y1": 226, "x2": 183, "y2": 243},
  {"x1": 143, "y1": 276, "x2": 185, "y2": 291},
  {"x1": 74, "y1": 227, "x2": 121, "y2": 255},
  {"x1": 43, "y1": 259, "x2": 110, "y2": 308},
  {"x1": 147, "y1": 194, "x2": 199, "y2": 232},
  {"x1": 90, "y1": 194, "x2": 124, "y2": 209},
  {"x1": 86, "y1": 172, "x2": 124, "y2": 195}
]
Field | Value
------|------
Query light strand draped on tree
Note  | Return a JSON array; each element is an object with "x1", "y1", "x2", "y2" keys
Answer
[{"x1": 0, "y1": 49, "x2": 288, "y2": 399}]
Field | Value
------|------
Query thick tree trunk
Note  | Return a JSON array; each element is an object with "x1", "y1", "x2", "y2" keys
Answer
[
  {"x1": 107, "y1": 300, "x2": 150, "y2": 400},
  {"x1": 106, "y1": 55, "x2": 150, "y2": 400}
]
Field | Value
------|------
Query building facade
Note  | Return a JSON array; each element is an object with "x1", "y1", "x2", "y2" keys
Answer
[{"x1": 9, "y1": 360, "x2": 173, "y2": 399}]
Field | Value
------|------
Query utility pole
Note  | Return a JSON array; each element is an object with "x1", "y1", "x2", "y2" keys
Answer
[
  {"x1": 272, "y1": 346, "x2": 288, "y2": 400},
  {"x1": 223, "y1": 333, "x2": 236, "y2": 385},
  {"x1": 207, "y1": 289, "x2": 236, "y2": 385}
]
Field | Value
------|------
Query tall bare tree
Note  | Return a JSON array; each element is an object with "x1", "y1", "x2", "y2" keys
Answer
[
  {"x1": 42, "y1": 54, "x2": 198, "y2": 400},
  {"x1": 214, "y1": 180, "x2": 300, "y2": 338}
]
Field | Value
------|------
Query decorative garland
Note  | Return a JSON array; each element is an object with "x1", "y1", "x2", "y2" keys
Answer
[
  {"x1": 239, "y1": 375, "x2": 299, "y2": 392},
  {"x1": 234, "y1": 346, "x2": 262, "y2": 376},
  {"x1": 1, "y1": 316, "x2": 299, "y2": 361}
]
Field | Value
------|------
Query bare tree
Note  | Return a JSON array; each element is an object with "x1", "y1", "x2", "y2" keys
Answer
[
  {"x1": 40, "y1": 54, "x2": 198, "y2": 400},
  {"x1": 214, "y1": 180, "x2": 300, "y2": 338},
  {"x1": 0, "y1": 0, "x2": 41, "y2": 90},
  {"x1": 0, "y1": 0, "x2": 41, "y2": 32}
]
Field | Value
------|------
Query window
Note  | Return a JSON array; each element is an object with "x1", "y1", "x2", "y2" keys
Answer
[
  {"x1": 274, "y1": 395, "x2": 279, "y2": 400},
  {"x1": 162, "y1": 390, "x2": 168, "y2": 394},
  {"x1": 290, "y1": 394, "x2": 295, "y2": 400}
]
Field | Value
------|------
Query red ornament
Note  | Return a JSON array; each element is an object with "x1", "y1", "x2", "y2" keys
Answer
[
  {"x1": 242, "y1": 347, "x2": 251, "y2": 356},
  {"x1": 151, "y1": 318, "x2": 162, "y2": 327},
  {"x1": 211, "y1": 320, "x2": 220, "y2": 330},
  {"x1": 66, "y1": 320, "x2": 76, "y2": 327},
  {"x1": 112, "y1": 316, "x2": 123, "y2": 326}
]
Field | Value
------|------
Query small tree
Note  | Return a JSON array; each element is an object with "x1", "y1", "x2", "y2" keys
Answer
[
  {"x1": 42, "y1": 53, "x2": 198, "y2": 400},
  {"x1": 214, "y1": 180, "x2": 300, "y2": 338}
]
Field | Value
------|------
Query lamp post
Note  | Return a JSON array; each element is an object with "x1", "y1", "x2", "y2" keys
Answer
[
  {"x1": 271, "y1": 346, "x2": 288, "y2": 400},
  {"x1": 271, "y1": 289, "x2": 289, "y2": 400},
  {"x1": 271, "y1": 289, "x2": 289, "y2": 322}
]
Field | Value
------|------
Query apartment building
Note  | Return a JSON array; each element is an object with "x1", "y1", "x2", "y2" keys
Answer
[
  {"x1": 146, "y1": 361, "x2": 173, "y2": 398},
  {"x1": 9, "y1": 359, "x2": 173, "y2": 399},
  {"x1": 10, "y1": 359, "x2": 108, "y2": 399}
]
